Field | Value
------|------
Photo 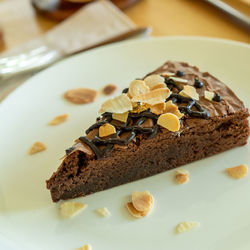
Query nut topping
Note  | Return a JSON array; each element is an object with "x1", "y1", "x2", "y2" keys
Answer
[
  {"x1": 64, "y1": 88, "x2": 97, "y2": 104},
  {"x1": 99, "y1": 123, "x2": 116, "y2": 137},
  {"x1": 60, "y1": 201, "x2": 87, "y2": 218},
  {"x1": 157, "y1": 113, "x2": 180, "y2": 132},
  {"x1": 150, "y1": 102, "x2": 166, "y2": 115},
  {"x1": 49, "y1": 114, "x2": 69, "y2": 125},
  {"x1": 169, "y1": 76, "x2": 188, "y2": 83},
  {"x1": 151, "y1": 83, "x2": 167, "y2": 90},
  {"x1": 128, "y1": 80, "x2": 150, "y2": 98},
  {"x1": 132, "y1": 191, "x2": 153, "y2": 212},
  {"x1": 95, "y1": 207, "x2": 110, "y2": 217},
  {"x1": 99, "y1": 94, "x2": 132, "y2": 114},
  {"x1": 164, "y1": 100, "x2": 183, "y2": 119},
  {"x1": 179, "y1": 85, "x2": 199, "y2": 100},
  {"x1": 112, "y1": 112, "x2": 129, "y2": 123},
  {"x1": 175, "y1": 169, "x2": 189, "y2": 184},
  {"x1": 29, "y1": 142, "x2": 46, "y2": 155},
  {"x1": 126, "y1": 191, "x2": 154, "y2": 218},
  {"x1": 226, "y1": 164, "x2": 248, "y2": 179},
  {"x1": 102, "y1": 84, "x2": 117, "y2": 95},
  {"x1": 132, "y1": 88, "x2": 171, "y2": 106},
  {"x1": 204, "y1": 90, "x2": 215, "y2": 101},
  {"x1": 75, "y1": 244, "x2": 92, "y2": 250},
  {"x1": 176, "y1": 221, "x2": 200, "y2": 233},
  {"x1": 144, "y1": 74, "x2": 165, "y2": 89}
]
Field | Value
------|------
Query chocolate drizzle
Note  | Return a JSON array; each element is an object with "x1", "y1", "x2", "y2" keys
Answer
[{"x1": 72, "y1": 74, "x2": 210, "y2": 159}]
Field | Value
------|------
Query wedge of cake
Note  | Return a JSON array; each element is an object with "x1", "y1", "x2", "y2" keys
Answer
[{"x1": 47, "y1": 61, "x2": 249, "y2": 202}]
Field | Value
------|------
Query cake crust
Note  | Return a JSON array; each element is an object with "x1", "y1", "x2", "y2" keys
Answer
[{"x1": 47, "y1": 61, "x2": 249, "y2": 202}]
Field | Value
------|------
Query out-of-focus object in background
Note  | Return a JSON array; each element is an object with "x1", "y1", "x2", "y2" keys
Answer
[
  {"x1": 0, "y1": 0, "x2": 149, "y2": 79},
  {"x1": 0, "y1": 29, "x2": 5, "y2": 52},
  {"x1": 32, "y1": 0, "x2": 140, "y2": 21},
  {"x1": 203, "y1": 0, "x2": 250, "y2": 31}
]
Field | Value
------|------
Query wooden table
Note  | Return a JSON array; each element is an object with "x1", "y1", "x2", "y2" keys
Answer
[{"x1": 35, "y1": 0, "x2": 250, "y2": 44}]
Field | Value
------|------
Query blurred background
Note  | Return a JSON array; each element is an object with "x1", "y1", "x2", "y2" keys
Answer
[
  {"x1": 0, "y1": 0, "x2": 249, "y2": 100},
  {"x1": 0, "y1": 0, "x2": 249, "y2": 52}
]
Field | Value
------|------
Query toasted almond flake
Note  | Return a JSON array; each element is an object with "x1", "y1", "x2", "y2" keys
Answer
[
  {"x1": 132, "y1": 191, "x2": 153, "y2": 212},
  {"x1": 226, "y1": 164, "x2": 248, "y2": 179},
  {"x1": 64, "y1": 88, "x2": 97, "y2": 104},
  {"x1": 144, "y1": 74, "x2": 165, "y2": 89},
  {"x1": 161, "y1": 72, "x2": 175, "y2": 77},
  {"x1": 126, "y1": 202, "x2": 148, "y2": 218},
  {"x1": 175, "y1": 174, "x2": 189, "y2": 184},
  {"x1": 176, "y1": 221, "x2": 200, "y2": 233},
  {"x1": 99, "y1": 123, "x2": 116, "y2": 137},
  {"x1": 95, "y1": 207, "x2": 110, "y2": 217},
  {"x1": 169, "y1": 76, "x2": 188, "y2": 83},
  {"x1": 150, "y1": 102, "x2": 166, "y2": 115},
  {"x1": 164, "y1": 100, "x2": 183, "y2": 119},
  {"x1": 112, "y1": 112, "x2": 128, "y2": 123},
  {"x1": 75, "y1": 244, "x2": 92, "y2": 250},
  {"x1": 151, "y1": 83, "x2": 167, "y2": 90},
  {"x1": 60, "y1": 202, "x2": 87, "y2": 218},
  {"x1": 48, "y1": 113, "x2": 69, "y2": 125},
  {"x1": 99, "y1": 94, "x2": 132, "y2": 114},
  {"x1": 179, "y1": 85, "x2": 199, "y2": 100},
  {"x1": 102, "y1": 84, "x2": 117, "y2": 95},
  {"x1": 204, "y1": 90, "x2": 215, "y2": 101},
  {"x1": 176, "y1": 169, "x2": 189, "y2": 175},
  {"x1": 157, "y1": 113, "x2": 180, "y2": 132},
  {"x1": 132, "y1": 88, "x2": 171, "y2": 106},
  {"x1": 29, "y1": 142, "x2": 46, "y2": 155},
  {"x1": 128, "y1": 80, "x2": 150, "y2": 98},
  {"x1": 131, "y1": 103, "x2": 150, "y2": 113}
]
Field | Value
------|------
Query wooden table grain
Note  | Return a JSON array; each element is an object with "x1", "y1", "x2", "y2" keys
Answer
[{"x1": 35, "y1": 0, "x2": 250, "y2": 43}]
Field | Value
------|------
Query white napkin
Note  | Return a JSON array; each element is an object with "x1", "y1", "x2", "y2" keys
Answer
[{"x1": 0, "y1": 0, "x2": 141, "y2": 101}]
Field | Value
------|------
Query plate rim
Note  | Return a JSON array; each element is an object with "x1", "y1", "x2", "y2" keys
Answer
[{"x1": 0, "y1": 36, "x2": 249, "y2": 109}]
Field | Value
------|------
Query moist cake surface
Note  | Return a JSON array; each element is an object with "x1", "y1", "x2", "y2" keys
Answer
[{"x1": 46, "y1": 61, "x2": 249, "y2": 202}]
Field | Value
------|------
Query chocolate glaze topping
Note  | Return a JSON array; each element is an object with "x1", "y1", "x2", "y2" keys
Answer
[{"x1": 73, "y1": 73, "x2": 210, "y2": 159}]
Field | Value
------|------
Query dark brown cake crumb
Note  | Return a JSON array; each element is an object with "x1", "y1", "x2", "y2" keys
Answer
[{"x1": 102, "y1": 84, "x2": 117, "y2": 95}]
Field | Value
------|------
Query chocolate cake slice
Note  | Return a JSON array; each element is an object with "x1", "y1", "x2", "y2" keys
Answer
[{"x1": 47, "y1": 61, "x2": 249, "y2": 202}]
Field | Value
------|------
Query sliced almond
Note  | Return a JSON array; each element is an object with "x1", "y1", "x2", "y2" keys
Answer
[
  {"x1": 29, "y1": 142, "x2": 46, "y2": 155},
  {"x1": 176, "y1": 221, "x2": 200, "y2": 233},
  {"x1": 131, "y1": 103, "x2": 150, "y2": 113},
  {"x1": 226, "y1": 164, "x2": 248, "y2": 179},
  {"x1": 176, "y1": 169, "x2": 189, "y2": 175},
  {"x1": 179, "y1": 85, "x2": 199, "y2": 100},
  {"x1": 99, "y1": 123, "x2": 116, "y2": 137},
  {"x1": 99, "y1": 94, "x2": 132, "y2": 114},
  {"x1": 128, "y1": 80, "x2": 150, "y2": 98},
  {"x1": 132, "y1": 191, "x2": 153, "y2": 212},
  {"x1": 157, "y1": 113, "x2": 180, "y2": 132},
  {"x1": 112, "y1": 112, "x2": 128, "y2": 123},
  {"x1": 151, "y1": 83, "x2": 167, "y2": 90},
  {"x1": 169, "y1": 76, "x2": 188, "y2": 83},
  {"x1": 60, "y1": 202, "x2": 87, "y2": 218},
  {"x1": 126, "y1": 202, "x2": 148, "y2": 218},
  {"x1": 64, "y1": 88, "x2": 97, "y2": 104},
  {"x1": 48, "y1": 113, "x2": 69, "y2": 125},
  {"x1": 161, "y1": 72, "x2": 175, "y2": 77},
  {"x1": 164, "y1": 100, "x2": 183, "y2": 119},
  {"x1": 150, "y1": 102, "x2": 166, "y2": 115},
  {"x1": 95, "y1": 207, "x2": 110, "y2": 217},
  {"x1": 175, "y1": 174, "x2": 189, "y2": 184},
  {"x1": 204, "y1": 90, "x2": 215, "y2": 101},
  {"x1": 75, "y1": 244, "x2": 92, "y2": 250},
  {"x1": 144, "y1": 74, "x2": 165, "y2": 89},
  {"x1": 132, "y1": 88, "x2": 171, "y2": 106},
  {"x1": 102, "y1": 84, "x2": 117, "y2": 95}
]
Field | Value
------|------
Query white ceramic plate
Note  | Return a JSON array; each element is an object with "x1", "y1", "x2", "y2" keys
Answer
[{"x1": 0, "y1": 37, "x2": 249, "y2": 250}]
